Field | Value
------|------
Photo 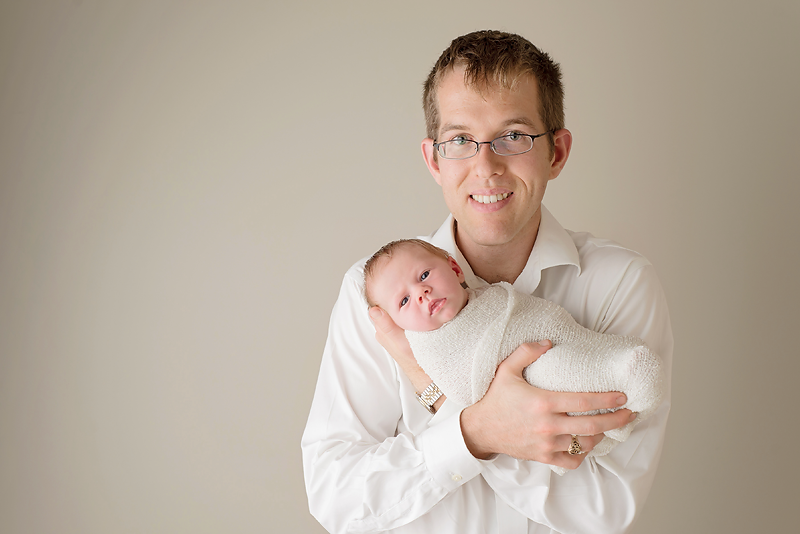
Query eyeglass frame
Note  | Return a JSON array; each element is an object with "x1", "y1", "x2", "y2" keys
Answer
[{"x1": 432, "y1": 131, "x2": 555, "y2": 160}]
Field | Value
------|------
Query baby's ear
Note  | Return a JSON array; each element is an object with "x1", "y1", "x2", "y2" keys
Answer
[{"x1": 448, "y1": 256, "x2": 465, "y2": 283}]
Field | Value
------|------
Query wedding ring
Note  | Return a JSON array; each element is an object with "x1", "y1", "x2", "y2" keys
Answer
[{"x1": 568, "y1": 435, "x2": 582, "y2": 455}]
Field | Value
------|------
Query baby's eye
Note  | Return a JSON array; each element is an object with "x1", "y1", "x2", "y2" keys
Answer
[
  {"x1": 420, "y1": 270, "x2": 430, "y2": 281},
  {"x1": 400, "y1": 296, "x2": 409, "y2": 308}
]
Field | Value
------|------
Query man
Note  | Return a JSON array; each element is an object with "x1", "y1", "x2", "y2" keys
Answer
[{"x1": 302, "y1": 30, "x2": 672, "y2": 533}]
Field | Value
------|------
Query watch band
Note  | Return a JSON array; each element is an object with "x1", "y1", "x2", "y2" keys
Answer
[{"x1": 416, "y1": 382, "x2": 443, "y2": 414}]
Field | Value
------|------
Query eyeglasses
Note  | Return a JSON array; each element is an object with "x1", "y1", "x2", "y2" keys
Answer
[{"x1": 433, "y1": 131, "x2": 552, "y2": 160}]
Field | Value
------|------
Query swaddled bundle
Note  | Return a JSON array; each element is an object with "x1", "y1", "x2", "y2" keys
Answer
[{"x1": 406, "y1": 282, "x2": 664, "y2": 475}]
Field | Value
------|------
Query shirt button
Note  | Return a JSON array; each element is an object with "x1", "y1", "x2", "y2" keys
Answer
[{"x1": 451, "y1": 474, "x2": 462, "y2": 482}]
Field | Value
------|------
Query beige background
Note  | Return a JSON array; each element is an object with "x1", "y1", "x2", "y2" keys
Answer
[{"x1": 1, "y1": 1, "x2": 798, "y2": 532}]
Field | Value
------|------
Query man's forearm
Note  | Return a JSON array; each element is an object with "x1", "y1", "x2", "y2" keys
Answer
[{"x1": 303, "y1": 268, "x2": 479, "y2": 531}]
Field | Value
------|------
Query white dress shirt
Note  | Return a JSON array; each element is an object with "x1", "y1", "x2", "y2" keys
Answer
[{"x1": 302, "y1": 206, "x2": 673, "y2": 533}]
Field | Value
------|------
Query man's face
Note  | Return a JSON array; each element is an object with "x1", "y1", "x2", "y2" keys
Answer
[
  {"x1": 370, "y1": 245, "x2": 468, "y2": 332},
  {"x1": 422, "y1": 67, "x2": 570, "y2": 253}
]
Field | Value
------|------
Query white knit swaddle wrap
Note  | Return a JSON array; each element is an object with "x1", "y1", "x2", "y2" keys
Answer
[{"x1": 406, "y1": 282, "x2": 664, "y2": 475}]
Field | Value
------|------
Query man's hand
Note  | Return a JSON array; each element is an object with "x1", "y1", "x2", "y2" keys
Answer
[
  {"x1": 460, "y1": 341, "x2": 635, "y2": 470},
  {"x1": 369, "y1": 306, "x2": 446, "y2": 411}
]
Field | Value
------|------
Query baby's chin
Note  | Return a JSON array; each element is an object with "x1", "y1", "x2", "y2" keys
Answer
[
  {"x1": 393, "y1": 319, "x2": 439, "y2": 333},
  {"x1": 401, "y1": 324, "x2": 438, "y2": 332},
  {"x1": 397, "y1": 318, "x2": 449, "y2": 333}
]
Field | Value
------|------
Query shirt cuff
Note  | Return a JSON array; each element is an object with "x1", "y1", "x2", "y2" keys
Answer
[
  {"x1": 418, "y1": 408, "x2": 483, "y2": 491},
  {"x1": 427, "y1": 397, "x2": 461, "y2": 426}
]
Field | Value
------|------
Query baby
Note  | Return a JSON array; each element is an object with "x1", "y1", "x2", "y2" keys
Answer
[{"x1": 364, "y1": 239, "x2": 665, "y2": 474}]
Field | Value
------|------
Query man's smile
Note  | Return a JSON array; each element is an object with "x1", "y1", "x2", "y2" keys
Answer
[
  {"x1": 470, "y1": 192, "x2": 511, "y2": 204},
  {"x1": 468, "y1": 191, "x2": 513, "y2": 213}
]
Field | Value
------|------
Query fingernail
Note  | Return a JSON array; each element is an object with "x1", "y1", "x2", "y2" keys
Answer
[
  {"x1": 629, "y1": 412, "x2": 638, "y2": 422},
  {"x1": 538, "y1": 340, "x2": 550, "y2": 347},
  {"x1": 369, "y1": 308, "x2": 382, "y2": 321},
  {"x1": 616, "y1": 395, "x2": 627, "y2": 405}
]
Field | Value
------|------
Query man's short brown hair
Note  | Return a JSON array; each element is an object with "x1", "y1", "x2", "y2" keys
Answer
[
  {"x1": 363, "y1": 239, "x2": 451, "y2": 307},
  {"x1": 422, "y1": 30, "x2": 564, "y2": 150}
]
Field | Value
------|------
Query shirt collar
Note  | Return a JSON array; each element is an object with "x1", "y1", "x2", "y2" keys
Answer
[
  {"x1": 427, "y1": 205, "x2": 581, "y2": 293},
  {"x1": 427, "y1": 215, "x2": 485, "y2": 290}
]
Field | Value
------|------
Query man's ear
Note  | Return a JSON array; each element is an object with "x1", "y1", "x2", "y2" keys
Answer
[
  {"x1": 421, "y1": 139, "x2": 442, "y2": 186},
  {"x1": 548, "y1": 128, "x2": 573, "y2": 181},
  {"x1": 448, "y1": 256, "x2": 465, "y2": 283}
]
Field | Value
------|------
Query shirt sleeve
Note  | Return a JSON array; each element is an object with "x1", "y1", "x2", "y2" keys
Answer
[
  {"x1": 481, "y1": 261, "x2": 673, "y2": 533},
  {"x1": 301, "y1": 265, "x2": 485, "y2": 533}
]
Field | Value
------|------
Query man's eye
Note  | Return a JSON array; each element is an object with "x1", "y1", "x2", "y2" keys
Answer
[
  {"x1": 420, "y1": 270, "x2": 430, "y2": 281},
  {"x1": 400, "y1": 296, "x2": 409, "y2": 307},
  {"x1": 452, "y1": 136, "x2": 469, "y2": 146},
  {"x1": 506, "y1": 132, "x2": 522, "y2": 141}
]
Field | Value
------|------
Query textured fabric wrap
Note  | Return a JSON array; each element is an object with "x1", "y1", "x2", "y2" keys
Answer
[{"x1": 406, "y1": 282, "x2": 664, "y2": 475}]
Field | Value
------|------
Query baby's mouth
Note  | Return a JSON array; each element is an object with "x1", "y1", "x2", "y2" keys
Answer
[
  {"x1": 470, "y1": 192, "x2": 511, "y2": 204},
  {"x1": 429, "y1": 298, "x2": 445, "y2": 315}
]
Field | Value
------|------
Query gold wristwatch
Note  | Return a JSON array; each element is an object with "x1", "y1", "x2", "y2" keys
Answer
[{"x1": 416, "y1": 382, "x2": 443, "y2": 414}]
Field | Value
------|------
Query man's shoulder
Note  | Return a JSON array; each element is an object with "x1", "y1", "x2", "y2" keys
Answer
[
  {"x1": 333, "y1": 257, "x2": 369, "y2": 306},
  {"x1": 566, "y1": 229, "x2": 652, "y2": 275},
  {"x1": 344, "y1": 256, "x2": 368, "y2": 283},
  {"x1": 550, "y1": 230, "x2": 666, "y2": 334}
]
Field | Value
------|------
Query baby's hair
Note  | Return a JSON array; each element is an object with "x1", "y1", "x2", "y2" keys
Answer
[{"x1": 363, "y1": 239, "x2": 451, "y2": 307}]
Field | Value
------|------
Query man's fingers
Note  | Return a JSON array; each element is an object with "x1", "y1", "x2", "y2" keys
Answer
[
  {"x1": 546, "y1": 434, "x2": 610, "y2": 470},
  {"x1": 369, "y1": 306, "x2": 409, "y2": 344},
  {"x1": 498, "y1": 340, "x2": 552, "y2": 375},
  {"x1": 556, "y1": 433, "x2": 603, "y2": 455},
  {"x1": 558, "y1": 409, "x2": 637, "y2": 437},
  {"x1": 368, "y1": 306, "x2": 421, "y2": 372},
  {"x1": 547, "y1": 389, "x2": 629, "y2": 415},
  {"x1": 369, "y1": 306, "x2": 399, "y2": 334},
  {"x1": 463, "y1": 341, "x2": 638, "y2": 463}
]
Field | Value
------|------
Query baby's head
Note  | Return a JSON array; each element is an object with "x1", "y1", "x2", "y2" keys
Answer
[{"x1": 364, "y1": 239, "x2": 468, "y2": 332}]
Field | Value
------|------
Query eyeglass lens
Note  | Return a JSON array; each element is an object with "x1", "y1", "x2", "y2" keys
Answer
[{"x1": 437, "y1": 134, "x2": 534, "y2": 159}]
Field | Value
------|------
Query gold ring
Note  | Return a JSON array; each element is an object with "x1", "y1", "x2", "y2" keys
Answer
[{"x1": 568, "y1": 435, "x2": 582, "y2": 455}]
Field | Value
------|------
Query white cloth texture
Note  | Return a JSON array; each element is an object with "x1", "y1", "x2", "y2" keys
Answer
[
  {"x1": 407, "y1": 282, "x2": 665, "y2": 475},
  {"x1": 302, "y1": 206, "x2": 673, "y2": 534}
]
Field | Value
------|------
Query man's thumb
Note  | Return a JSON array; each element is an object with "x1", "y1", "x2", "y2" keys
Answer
[
  {"x1": 369, "y1": 306, "x2": 396, "y2": 334},
  {"x1": 501, "y1": 340, "x2": 552, "y2": 374}
]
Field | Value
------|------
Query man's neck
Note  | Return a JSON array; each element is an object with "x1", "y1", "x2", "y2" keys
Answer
[{"x1": 455, "y1": 213, "x2": 541, "y2": 285}]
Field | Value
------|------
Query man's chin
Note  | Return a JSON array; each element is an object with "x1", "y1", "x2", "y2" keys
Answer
[
  {"x1": 457, "y1": 226, "x2": 519, "y2": 248},
  {"x1": 455, "y1": 212, "x2": 540, "y2": 249}
]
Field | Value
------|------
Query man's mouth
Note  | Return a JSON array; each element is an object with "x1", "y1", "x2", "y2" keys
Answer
[
  {"x1": 429, "y1": 298, "x2": 446, "y2": 315},
  {"x1": 471, "y1": 192, "x2": 511, "y2": 204}
]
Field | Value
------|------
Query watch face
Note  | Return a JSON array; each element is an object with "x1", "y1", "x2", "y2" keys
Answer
[
  {"x1": 417, "y1": 384, "x2": 441, "y2": 414},
  {"x1": 421, "y1": 384, "x2": 440, "y2": 402}
]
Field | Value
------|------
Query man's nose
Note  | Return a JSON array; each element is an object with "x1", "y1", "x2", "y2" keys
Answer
[{"x1": 473, "y1": 142, "x2": 504, "y2": 179}]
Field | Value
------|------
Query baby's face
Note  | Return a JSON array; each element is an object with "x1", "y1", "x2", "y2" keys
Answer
[{"x1": 370, "y1": 245, "x2": 468, "y2": 332}]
